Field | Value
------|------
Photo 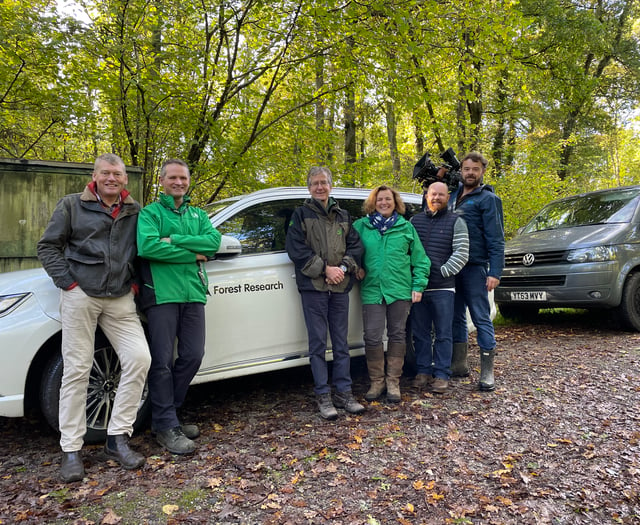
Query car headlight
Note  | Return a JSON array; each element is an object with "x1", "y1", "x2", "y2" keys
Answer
[
  {"x1": 0, "y1": 293, "x2": 32, "y2": 317},
  {"x1": 566, "y1": 246, "x2": 617, "y2": 263}
]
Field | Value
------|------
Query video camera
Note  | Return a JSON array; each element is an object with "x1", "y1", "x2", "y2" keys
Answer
[{"x1": 412, "y1": 147, "x2": 462, "y2": 193}]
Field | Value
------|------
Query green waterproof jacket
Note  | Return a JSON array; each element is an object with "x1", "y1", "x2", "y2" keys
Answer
[
  {"x1": 137, "y1": 193, "x2": 221, "y2": 308},
  {"x1": 353, "y1": 214, "x2": 430, "y2": 305}
]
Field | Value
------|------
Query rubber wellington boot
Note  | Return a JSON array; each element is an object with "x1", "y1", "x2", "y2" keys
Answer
[
  {"x1": 479, "y1": 349, "x2": 496, "y2": 391},
  {"x1": 451, "y1": 342, "x2": 470, "y2": 377},
  {"x1": 364, "y1": 344, "x2": 386, "y2": 401},
  {"x1": 385, "y1": 342, "x2": 405, "y2": 403}
]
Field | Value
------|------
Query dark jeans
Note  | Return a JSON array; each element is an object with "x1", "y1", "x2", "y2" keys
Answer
[
  {"x1": 411, "y1": 290, "x2": 454, "y2": 379},
  {"x1": 147, "y1": 302, "x2": 205, "y2": 431},
  {"x1": 453, "y1": 264, "x2": 496, "y2": 351},
  {"x1": 300, "y1": 290, "x2": 352, "y2": 396}
]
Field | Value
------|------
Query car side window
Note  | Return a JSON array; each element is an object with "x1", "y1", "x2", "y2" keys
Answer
[
  {"x1": 339, "y1": 199, "x2": 366, "y2": 221},
  {"x1": 339, "y1": 198, "x2": 421, "y2": 221},
  {"x1": 215, "y1": 195, "x2": 420, "y2": 255},
  {"x1": 216, "y1": 199, "x2": 298, "y2": 255},
  {"x1": 403, "y1": 202, "x2": 422, "y2": 220}
]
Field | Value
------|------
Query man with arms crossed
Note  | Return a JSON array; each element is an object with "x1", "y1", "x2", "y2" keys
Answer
[
  {"x1": 38, "y1": 153, "x2": 151, "y2": 482},
  {"x1": 137, "y1": 159, "x2": 221, "y2": 454}
]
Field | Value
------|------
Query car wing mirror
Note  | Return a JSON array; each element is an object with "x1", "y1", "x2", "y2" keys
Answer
[{"x1": 212, "y1": 234, "x2": 242, "y2": 260}]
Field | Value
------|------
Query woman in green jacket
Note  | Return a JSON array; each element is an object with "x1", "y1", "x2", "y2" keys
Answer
[{"x1": 353, "y1": 185, "x2": 430, "y2": 402}]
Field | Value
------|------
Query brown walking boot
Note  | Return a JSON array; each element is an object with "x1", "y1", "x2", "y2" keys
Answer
[
  {"x1": 364, "y1": 344, "x2": 386, "y2": 401},
  {"x1": 386, "y1": 342, "x2": 406, "y2": 403}
]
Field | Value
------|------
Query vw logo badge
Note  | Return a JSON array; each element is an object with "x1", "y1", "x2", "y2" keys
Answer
[{"x1": 522, "y1": 253, "x2": 535, "y2": 267}]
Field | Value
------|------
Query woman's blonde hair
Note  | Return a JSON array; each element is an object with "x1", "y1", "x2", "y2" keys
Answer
[{"x1": 363, "y1": 185, "x2": 405, "y2": 215}]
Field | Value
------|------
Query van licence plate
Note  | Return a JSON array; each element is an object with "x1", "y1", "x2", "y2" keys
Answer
[{"x1": 510, "y1": 291, "x2": 547, "y2": 301}]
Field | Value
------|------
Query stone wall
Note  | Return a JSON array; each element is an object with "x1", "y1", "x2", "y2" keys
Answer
[{"x1": 0, "y1": 159, "x2": 143, "y2": 273}]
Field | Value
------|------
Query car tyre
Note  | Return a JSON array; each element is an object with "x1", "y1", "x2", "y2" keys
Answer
[
  {"x1": 498, "y1": 303, "x2": 539, "y2": 322},
  {"x1": 39, "y1": 330, "x2": 150, "y2": 444},
  {"x1": 618, "y1": 272, "x2": 640, "y2": 332}
]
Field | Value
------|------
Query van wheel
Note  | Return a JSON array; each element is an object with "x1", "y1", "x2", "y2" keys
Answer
[
  {"x1": 39, "y1": 331, "x2": 150, "y2": 444},
  {"x1": 498, "y1": 304, "x2": 539, "y2": 321},
  {"x1": 618, "y1": 272, "x2": 640, "y2": 331}
]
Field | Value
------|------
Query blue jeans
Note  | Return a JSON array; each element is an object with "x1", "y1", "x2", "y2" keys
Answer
[
  {"x1": 411, "y1": 290, "x2": 454, "y2": 379},
  {"x1": 147, "y1": 303, "x2": 205, "y2": 432},
  {"x1": 300, "y1": 290, "x2": 352, "y2": 396},
  {"x1": 453, "y1": 265, "x2": 496, "y2": 351}
]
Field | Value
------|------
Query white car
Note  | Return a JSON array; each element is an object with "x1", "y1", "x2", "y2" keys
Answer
[{"x1": 0, "y1": 186, "x2": 490, "y2": 441}]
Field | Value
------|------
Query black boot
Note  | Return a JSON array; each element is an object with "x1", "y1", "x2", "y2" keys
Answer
[
  {"x1": 479, "y1": 349, "x2": 496, "y2": 391},
  {"x1": 105, "y1": 434, "x2": 146, "y2": 470},
  {"x1": 451, "y1": 342, "x2": 470, "y2": 377},
  {"x1": 60, "y1": 451, "x2": 85, "y2": 482}
]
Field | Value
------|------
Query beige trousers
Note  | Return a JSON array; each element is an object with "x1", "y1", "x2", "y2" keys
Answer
[{"x1": 59, "y1": 287, "x2": 151, "y2": 452}]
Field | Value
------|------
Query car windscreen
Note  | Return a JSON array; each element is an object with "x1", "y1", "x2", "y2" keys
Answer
[
  {"x1": 205, "y1": 198, "x2": 240, "y2": 218},
  {"x1": 522, "y1": 188, "x2": 640, "y2": 233}
]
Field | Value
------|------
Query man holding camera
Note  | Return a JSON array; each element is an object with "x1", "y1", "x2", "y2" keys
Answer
[{"x1": 448, "y1": 152, "x2": 504, "y2": 391}]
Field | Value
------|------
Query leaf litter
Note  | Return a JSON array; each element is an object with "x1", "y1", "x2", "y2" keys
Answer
[{"x1": 0, "y1": 311, "x2": 639, "y2": 524}]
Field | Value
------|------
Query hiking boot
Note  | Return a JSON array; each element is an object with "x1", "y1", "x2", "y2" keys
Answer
[
  {"x1": 156, "y1": 427, "x2": 196, "y2": 455},
  {"x1": 333, "y1": 391, "x2": 365, "y2": 414},
  {"x1": 316, "y1": 393, "x2": 338, "y2": 420},
  {"x1": 152, "y1": 424, "x2": 200, "y2": 439},
  {"x1": 104, "y1": 435, "x2": 146, "y2": 469},
  {"x1": 431, "y1": 378, "x2": 449, "y2": 394},
  {"x1": 60, "y1": 451, "x2": 85, "y2": 483},
  {"x1": 180, "y1": 424, "x2": 200, "y2": 440},
  {"x1": 411, "y1": 373, "x2": 434, "y2": 390}
]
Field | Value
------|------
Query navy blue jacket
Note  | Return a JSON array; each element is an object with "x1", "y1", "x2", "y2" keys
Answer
[{"x1": 449, "y1": 183, "x2": 505, "y2": 279}]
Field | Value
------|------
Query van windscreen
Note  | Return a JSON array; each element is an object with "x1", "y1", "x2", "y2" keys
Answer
[{"x1": 522, "y1": 188, "x2": 640, "y2": 233}]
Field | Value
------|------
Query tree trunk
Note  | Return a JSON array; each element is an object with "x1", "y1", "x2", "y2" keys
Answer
[
  {"x1": 491, "y1": 77, "x2": 508, "y2": 178},
  {"x1": 344, "y1": 82, "x2": 357, "y2": 187},
  {"x1": 413, "y1": 113, "x2": 424, "y2": 158},
  {"x1": 314, "y1": 52, "x2": 325, "y2": 164},
  {"x1": 385, "y1": 99, "x2": 401, "y2": 185}
]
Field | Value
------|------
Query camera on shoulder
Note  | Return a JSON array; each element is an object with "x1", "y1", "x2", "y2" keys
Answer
[{"x1": 412, "y1": 147, "x2": 461, "y2": 193}]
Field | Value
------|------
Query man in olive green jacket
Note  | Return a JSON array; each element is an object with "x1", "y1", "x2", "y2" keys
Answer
[{"x1": 286, "y1": 166, "x2": 364, "y2": 420}]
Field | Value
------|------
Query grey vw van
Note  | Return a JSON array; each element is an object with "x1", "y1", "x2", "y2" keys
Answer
[{"x1": 495, "y1": 185, "x2": 640, "y2": 331}]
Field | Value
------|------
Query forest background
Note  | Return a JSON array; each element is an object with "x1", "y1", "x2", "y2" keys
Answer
[{"x1": 2, "y1": 0, "x2": 640, "y2": 237}]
